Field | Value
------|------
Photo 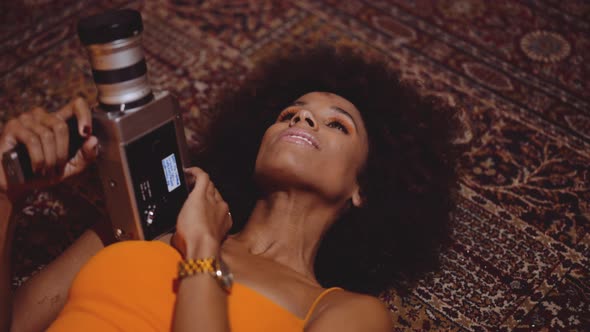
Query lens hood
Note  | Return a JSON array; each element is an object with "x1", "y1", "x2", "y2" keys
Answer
[{"x1": 78, "y1": 9, "x2": 143, "y2": 45}]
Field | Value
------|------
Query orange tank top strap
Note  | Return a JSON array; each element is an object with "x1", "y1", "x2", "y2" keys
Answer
[{"x1": 303, "y1": 287, "x2": 344, "y2": 325}]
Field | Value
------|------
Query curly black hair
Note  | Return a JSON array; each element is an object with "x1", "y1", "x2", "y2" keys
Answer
[{"x1": 195, "y1": 46, "x2": 465, "y2": 296}]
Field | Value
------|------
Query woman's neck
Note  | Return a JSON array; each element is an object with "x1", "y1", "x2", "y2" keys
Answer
[{"x1": 228, "y1": 190, "x2": 340, "y2": 280}]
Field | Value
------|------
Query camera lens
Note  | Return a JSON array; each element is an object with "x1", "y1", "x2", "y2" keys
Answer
[{"x1": 77, "y1": 9, "x2": 153, "y2": 112}]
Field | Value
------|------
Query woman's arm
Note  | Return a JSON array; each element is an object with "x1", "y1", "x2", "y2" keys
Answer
[
  {"x1": 0, "y1": 194, "x2": 111, "y2": 332},
  {"x1": 0, "y1": 98, "x2": 102, "y2": 331},
  {"x1": 0, "y1": 194, "x2": 16, "y2": 332},
  {"x1": 173, "y1": 237, "x2": 230, "y2": 332},
  {"x1": 10, "y1": 220, "x2": 112, "y2": 332},
  {"x1": 172, "y1": 167, "x2": 232, "y2": 332}
]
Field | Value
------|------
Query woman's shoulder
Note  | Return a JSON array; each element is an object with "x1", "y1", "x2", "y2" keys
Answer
[
  {"x1": 319, "y1": 289, "x2": 390, "y2": 316},
  {"x1": 306, "y1": 289, "x2": 392, "y2": 331}
]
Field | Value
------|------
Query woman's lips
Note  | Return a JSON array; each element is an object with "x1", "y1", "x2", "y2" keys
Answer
[{"x1": 278, "y1": 128, "x2": 320, "y2": 149}]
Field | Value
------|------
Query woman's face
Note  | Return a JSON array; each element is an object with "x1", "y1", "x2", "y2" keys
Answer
[{"x1": 254, "y1": 92, "x2": 369, "y2": 206}]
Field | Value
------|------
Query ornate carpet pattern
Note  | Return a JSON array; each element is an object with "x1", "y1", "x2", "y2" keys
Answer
[{"x1": 1, "y1": 0, "x2": 588, "y2": 330}]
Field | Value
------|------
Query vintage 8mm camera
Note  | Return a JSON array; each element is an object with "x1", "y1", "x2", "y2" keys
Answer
[
  {"x1": 79, "y1": 9, "x2": 191, "y2": 240},
  {"x1": 2, "y1": 9, "x2": 191, "y2": 240}
]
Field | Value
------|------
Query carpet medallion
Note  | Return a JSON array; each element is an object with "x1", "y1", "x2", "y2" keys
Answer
[{"x1": 1, "y1": 0, "x2": 588, "y2": 330}]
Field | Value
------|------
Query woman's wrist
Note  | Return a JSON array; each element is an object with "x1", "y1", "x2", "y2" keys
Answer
[
  {"x1": 183, "y1": 234, "x2": 221, "y2": 260},
  {"x1": 0, "y1": 185, "x2": 29, "y2": 204},
  {"x1": 0, "y1": 192, "x2": 13, "y2": 221},
  {"x1": 0, "y1": 192, "x2": 15, "y2": 250},
  {"x1": 0, "y1": 191, "x2": 10, "y2": 202}
]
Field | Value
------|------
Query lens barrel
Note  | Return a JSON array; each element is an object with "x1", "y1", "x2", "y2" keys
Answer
[{"x1": 77, "y1": 9, "x2": 153, "y2": 112}]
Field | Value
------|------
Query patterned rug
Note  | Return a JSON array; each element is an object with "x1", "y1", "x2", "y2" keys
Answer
[{"x1": 1, "y1": 0, "x2": 589, "y2": 330}]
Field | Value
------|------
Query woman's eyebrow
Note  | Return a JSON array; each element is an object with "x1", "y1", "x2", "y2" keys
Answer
[
  {"x1": 330, "y1": 106, "x2": 358, "y2": 130},
  {"x1": 292, "y1": 100, "x2": 358, "y2": 130}
]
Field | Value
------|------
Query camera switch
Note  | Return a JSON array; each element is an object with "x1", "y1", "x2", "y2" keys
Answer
[{"x1": 144, "y1": 205, "x2": 156, "y2": 225}]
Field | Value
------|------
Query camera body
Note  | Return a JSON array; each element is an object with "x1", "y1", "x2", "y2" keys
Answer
[{"x1": 93, "y1": 91, "x2": 190, "y2": 241}]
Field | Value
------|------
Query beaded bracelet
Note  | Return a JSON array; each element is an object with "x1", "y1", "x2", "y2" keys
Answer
[{"x1": 177, "y1": 257, "x2": 216, "y2": 279}]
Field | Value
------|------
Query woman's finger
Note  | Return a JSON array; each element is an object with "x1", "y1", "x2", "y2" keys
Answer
[
  {"x1": 27, "y1": 108, "x2": 59, "y2": 173},
  {"x1": 15, "y1": 113, "x2": 45, "y2": 173},
  {"x1": 223, "y1": 203, "x2": 233, "y2": 232},
  {"x1": 184, "y1": 169, "x2": 196, "y2": 190},
  {"x1": 61, "y1": 135, "x2": 99, "y2": 178},
  {"x1": 55, "y1": 97, "x2": 92, "y2": 137},
  {"x1": 184, "y1": 167, "x2": 209, "y2": 197},
  {"x1": 214, "y1": 187, "x2": 222, "y2": 202},
  {"x1": 38, "y1": 111, "x2": 69, "y2": 167},
  {"x1": 27, "y1": 122, "x2": 57, "y2": 173},
  {"x1": 206, "y1": 180, "x2": 216, "y2": 199}
]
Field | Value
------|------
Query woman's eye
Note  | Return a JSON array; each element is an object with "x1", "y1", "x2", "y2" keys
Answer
[{"x1": 328, "y1": 121, "x2": 348, "y2": 134}]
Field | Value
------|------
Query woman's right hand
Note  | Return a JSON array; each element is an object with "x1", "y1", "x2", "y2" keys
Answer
[
  {"x1": 172, "y1": 167, "x2": 233, "y2": 260},
  {"x1": 0, "y1": 97, "x2": 99, "y2": 200}
]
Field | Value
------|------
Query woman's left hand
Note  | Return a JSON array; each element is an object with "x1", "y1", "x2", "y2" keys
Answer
[{"x1": 172, "y1": 167, "x2": 232, "y2": 259}]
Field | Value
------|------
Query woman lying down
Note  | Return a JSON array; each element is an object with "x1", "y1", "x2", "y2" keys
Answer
[{"x1": 0, "y1": 47, "x2": 463, "y2": 331}]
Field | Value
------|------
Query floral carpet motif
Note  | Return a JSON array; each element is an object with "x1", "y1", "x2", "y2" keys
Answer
[{"x1": 1, "y1": 0, "x2": 589, "y2": 330}]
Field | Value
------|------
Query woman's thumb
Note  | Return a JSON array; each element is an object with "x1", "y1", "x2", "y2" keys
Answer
[
  {"x1": 62, "y1": 136, "x2": 99, "y2": 178},
  {"x1": 80, "y1": 136, "x2": 99, "y2": 161}
]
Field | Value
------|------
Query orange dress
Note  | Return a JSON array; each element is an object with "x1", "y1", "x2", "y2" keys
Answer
[{"x1": 47, "y1": 240, "x2": 341, "y2": 331}]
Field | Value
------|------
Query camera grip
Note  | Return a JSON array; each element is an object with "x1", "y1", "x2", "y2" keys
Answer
[{"x1": 5, "y1": 117, "x2": 85, "y2": 181}]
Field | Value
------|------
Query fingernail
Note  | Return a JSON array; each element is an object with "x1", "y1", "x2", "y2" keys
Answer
[
  {"x1": 83, "y1": 126, "x2": 91, "y2": 136},
  {"x1": 185, "y1": 173, "x2": 196, "y2": 188}
]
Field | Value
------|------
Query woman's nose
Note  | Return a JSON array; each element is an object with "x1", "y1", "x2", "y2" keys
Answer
[{"x1": 289, "y1": 109, "x2": 317, "y2": 129}]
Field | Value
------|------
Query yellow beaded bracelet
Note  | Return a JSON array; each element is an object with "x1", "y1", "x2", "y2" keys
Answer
[{"x1": 177, "y1": 257, "x2": 216, "y2": 278}]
